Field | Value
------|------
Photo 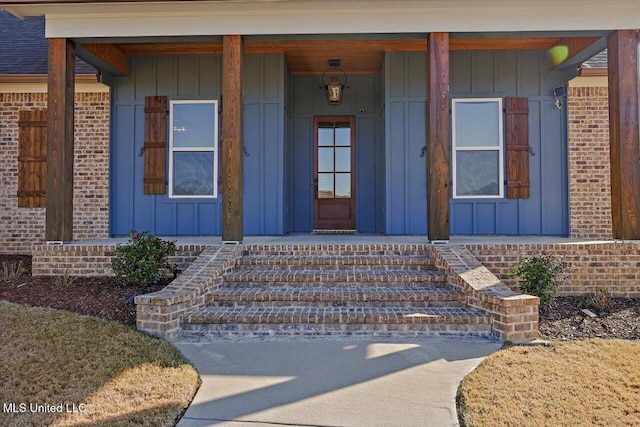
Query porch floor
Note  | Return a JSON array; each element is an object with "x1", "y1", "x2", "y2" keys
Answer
[{"x1": 61, "y1": 233, "x2": 626, "y2": 247}]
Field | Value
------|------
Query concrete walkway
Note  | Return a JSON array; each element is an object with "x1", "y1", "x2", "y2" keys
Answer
[{"x1": 175, "y1": 337, "x2": 501, "y2": 427}]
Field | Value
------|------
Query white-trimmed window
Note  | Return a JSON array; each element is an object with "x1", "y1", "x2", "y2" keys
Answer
[
  {"x1": 169, "y1": 100, "x2": 218, "y2": 198},
  {"x1": 452, "y1": 98, "x2": 504, "y2": 199}
]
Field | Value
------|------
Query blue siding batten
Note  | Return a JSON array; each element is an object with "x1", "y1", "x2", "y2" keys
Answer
[
  {"x1": 384, "y1": 52, "x2": 427, "y2": 235},
  {"x1": 110, "y1": 54, "x2": 285, "y2": 236},
  {"x1": 242, "y1": 54, "x2": 286, "y2": 235}
]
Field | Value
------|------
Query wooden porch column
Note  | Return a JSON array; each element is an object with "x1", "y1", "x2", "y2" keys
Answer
[
  {"x1": 221, "y1": 35, "x2": 244, "y2": 242},
  {"x1": 607, "y1": 30, "x2": 640, "y2": 239},
  {"x1": 46, "y1": 38, "x2": 75, "y2": 242},
  {"x1": 427, "y1": 33, "x2": 450, "y2": 241}
]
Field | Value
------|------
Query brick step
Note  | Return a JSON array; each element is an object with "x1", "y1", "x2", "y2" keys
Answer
[
  {"x1": 236, "y1": 254, "x2": 436, "y2": 271},
  {"x1": 223, "y1": 269, "x2": 447, "y2": 287},
  {"x1": 241, "y1": 247, "x2": 430, "y2": 257},
  {"x1": 205, "y1": 286, "x2": 465, "y2": 308},
  {"x1": 180, "y1": 306, "x2": 492, "y2": 337}
]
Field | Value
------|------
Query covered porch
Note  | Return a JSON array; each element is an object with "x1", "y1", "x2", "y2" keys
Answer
[{"x1": 4, "y1": 0, "x2": 640, "y2": 245}]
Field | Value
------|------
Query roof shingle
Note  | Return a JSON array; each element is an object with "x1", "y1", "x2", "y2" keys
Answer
[{"x1": 0, "y1": 8, "x2": 95, "y2": 75}]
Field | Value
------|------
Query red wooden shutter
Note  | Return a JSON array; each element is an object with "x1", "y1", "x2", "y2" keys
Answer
[
  {"x1": 505, "y1": 97, "x2": 530, "y2": 199},
  {"x1": 143, "y1": 96, "x2": 167, "y2": 195},
  {"x1": 17, "y1": 110, "x2": 47, "y2": 208}
]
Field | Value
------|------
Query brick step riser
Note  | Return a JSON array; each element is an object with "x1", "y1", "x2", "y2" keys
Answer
[
  {"x1": 223, "y1": 280, "x2": 450, "y2": 288},
  {"x1": 242, "y1": 251, "x2": 432, "y2": 257},
  {"x1": 180, "y1": 323, "x2": 492, "y2": 338},
  {"x1": 234, "y1": 264, "x2": 437, "y2": 271},
  {"x1": 205, "y1": 299, "x2": 466, "y2": 308}
]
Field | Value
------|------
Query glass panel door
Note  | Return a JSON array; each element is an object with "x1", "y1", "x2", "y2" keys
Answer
[{"x1": 313, "y1": 117, "x2": 355, "y2": 230}]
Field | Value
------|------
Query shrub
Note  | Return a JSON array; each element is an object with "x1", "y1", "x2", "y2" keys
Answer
[
  {"x1": 112, "y1": 231, "x2": 176, "y2": 287},
  {"x1": 588, "y1": 288, "x2": 613, "y2": 313},
  {"x1": 54, "y1": 269, "x2": 77, "y2": 288},
  {"x1": 1, "y1": 261, "x2": 25, "y2": 282},
  {"x1": 508, "y1": 255, "x2": 566, "y2": 311}
]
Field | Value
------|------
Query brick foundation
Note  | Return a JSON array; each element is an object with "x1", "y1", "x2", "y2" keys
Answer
[
  {"x1": 0, "y1": 92, "x2": 110, "y2": 254},
  {"x1": 31, "y1": 243, "x2": 208, "y2": 276},
  {"x1": 467, "y1": 242, "x2": 640, "y2": 297}
]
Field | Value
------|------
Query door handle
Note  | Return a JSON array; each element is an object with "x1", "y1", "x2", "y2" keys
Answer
[{"x1": 311, "y1": 179, "x2": 318, "y2": 198}]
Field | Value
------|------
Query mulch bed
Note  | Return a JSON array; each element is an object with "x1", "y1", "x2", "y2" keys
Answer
[
  {"x1": 540, "y1": 296, "x2": 639, "y2": 341},
  {"x1": 1, "y1": 254, "x2": 638, "y2": 339},
  {"x1": 0, "y1": 254, "x2": 167, "y2": 327}
]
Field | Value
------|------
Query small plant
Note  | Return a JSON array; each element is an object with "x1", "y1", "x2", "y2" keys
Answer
[
  {"x1": 588, "y1": 288, "x2": 613, "y2": 313},
  {"x1": 1, "y1": 261, "x2": 25, "y2": 282},
  {"x1": 508, "y1": 255, "x2": 567, "y2": 311},
  {"x1": 111, "y1": 230, "x2": 176, "y2": 287},
  {"x1": 54, "y1": 270, "x2": 77, "y2": 288}
]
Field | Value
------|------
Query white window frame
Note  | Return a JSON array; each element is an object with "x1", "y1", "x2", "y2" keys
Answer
[
  {"x1": 451, "y1": 98, "x2": 504, "y2": 199},
  {"x1": 168, "y1": 99, "x2": 218, "y2": 199}
]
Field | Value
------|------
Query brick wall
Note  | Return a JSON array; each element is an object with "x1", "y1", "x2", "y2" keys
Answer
[
  {"x1": 0, "y1": 92, "x2": 110, "y2": 253},
  {"x1": 467, "y1": 243, "x2": 640, "y2": 297},
  {"x1": 433, "y1": 245, "x2": 539, "y2": 342},
  {"x1": 567, "y1": 86, "x2": 612, "y2": 239},
  {"x1": 31, "y1": 243, "x2": 206, "y2": 276}
]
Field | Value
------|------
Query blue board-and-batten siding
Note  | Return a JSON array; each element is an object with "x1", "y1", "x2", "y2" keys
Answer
[
  {"x1": 285, "y1": 73, "x2": 386, "y2": 233},
  {"x1": 110, "y1": 49, "x2": 570, "y2": 237},
  {"x1": 450, "y1": 50, "x2": 570, "y2": 235},
  {"x1": 384, "y1": 50, "x2": 571, "y2": 236},
  {"x1": 384, "y1": 53, "x2": 428, "y2": 235},
  {"x1": 110, "y1": 54, "x2": 285, "y2": 236}
]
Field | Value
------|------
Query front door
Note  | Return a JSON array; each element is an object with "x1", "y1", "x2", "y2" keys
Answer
[{"x1": 313, "y1": 117, "x2": 356, "y2": 230}]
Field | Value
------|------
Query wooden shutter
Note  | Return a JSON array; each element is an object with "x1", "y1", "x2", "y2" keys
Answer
[
  {"x1": 143, "y1": 96, "x2": 167, "y2": 195},
  {"x1": 505, "y1": 97, "x2": 530, "y2": 199},
  {"x1": 17, "y1": 110, "x2": 47, "y2": 208}
]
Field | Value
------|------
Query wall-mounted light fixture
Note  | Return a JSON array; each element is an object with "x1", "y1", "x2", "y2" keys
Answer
[
  {"x1": 321, "y1": 59, "x2": 348, "y2": 105},
  {"x1": 553, "y1": 85, "x2": 566, "y2": 109}
]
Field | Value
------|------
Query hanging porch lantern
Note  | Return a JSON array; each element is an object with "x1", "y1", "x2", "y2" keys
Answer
[{"x1": 321, "y1": 59, "x2": 348, "y2": 105}]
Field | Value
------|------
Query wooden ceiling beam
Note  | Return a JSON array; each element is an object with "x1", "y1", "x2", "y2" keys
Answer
[
  {"x1": 82, "y1": 43, "x2": 127, "y2": 75},
  {"x1": 110, "y1": 36, "x2": 574, "y2": 74},
  {"x1": 450, "y1": 37, "x2": 560, "y2": 51},
  {"x1": 117, "y1": 41, "x2": 222, "y2": 56},
  {"x1": 114, "y1": 37, "x2": 562, "y2": 55}
]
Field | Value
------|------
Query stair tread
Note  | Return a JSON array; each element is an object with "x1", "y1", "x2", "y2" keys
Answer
[
  {"x1": 206, "y1": 286, "x2": 464, "y2": 302},
  {"x1": 238, "y1": 254, "x2": 434, "y2": 263},
  {"x1": 182, "y1": 305, "x2": 490, "y2": 325},
  {"x1": 225, "y1": 269, "x2": 445, "y2": 281}
]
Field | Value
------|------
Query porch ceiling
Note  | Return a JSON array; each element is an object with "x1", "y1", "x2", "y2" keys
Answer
[{"x1": 110, "y1": 37, "x2": 579, "y2": 74}]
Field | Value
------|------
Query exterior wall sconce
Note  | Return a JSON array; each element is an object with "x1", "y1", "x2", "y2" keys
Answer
[
  {"x1": 553, "y1": 85, "x2": 566, "y2": 109},
  {"x1": 321, "y1": 59, "x2": 348, "y2": 105}
]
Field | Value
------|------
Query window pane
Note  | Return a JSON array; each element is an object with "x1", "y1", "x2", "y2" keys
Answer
[
  {"x1": 335, "y1": 123, "x2": 351, "y2": 146},
  {"x1": 173, "y1": 151, "x2": 214, "y2": 196},
  {"x1": 318, "y1": 147, "x2": 334, "y2": 172},
  {"x1": 335, "y1": 147, "x2": 350, "y2": 172},
  {"x1": 335, "y1": 173, "x2": 351, "y2": 198},
  {"x1": 455, "y1": 101, "x2": 500, "y2": 147},
  {"x1": 318, "y1": 124, "x2": 333, "y2": 146},
  {"x1": 173, "y1": 103, "x2": 216, "y2": 148},
  {"x1": 318, "y1": 173, "x2": 334, "y2": 198},
  {"x1": 456, "y1": 151, "x2": 499, "y2": 196}
]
